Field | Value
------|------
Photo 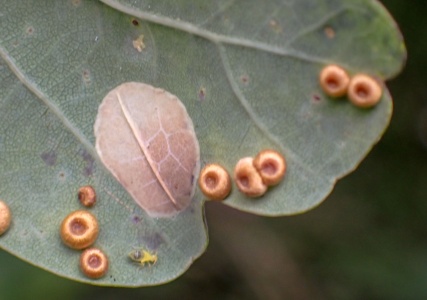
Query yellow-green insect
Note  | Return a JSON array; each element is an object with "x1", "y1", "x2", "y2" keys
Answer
[{"x1": 128, "y1": 249, "x2": 158, "y2": 266}]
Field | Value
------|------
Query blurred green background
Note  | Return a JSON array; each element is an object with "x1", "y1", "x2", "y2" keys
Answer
[{"x1": 1, "y1": 0, "x2": 426, "y2": 299}]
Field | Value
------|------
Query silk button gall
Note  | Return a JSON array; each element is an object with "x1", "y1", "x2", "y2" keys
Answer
[
  {"x1": 319, "y1": 65, "x2": 350, "y2": 98},
  {"x1": 60, "y1": 210, "x2": 99, "y2": 250},
  {"x1": 78, "y1": 185, "x2": 96, "y2": 207},
  {"x1": 234, "y1": 157, "x2": 267, "y2": 198},
  {"x1": 199, "y1": 164, "x2": 231, "y2": 201},
  {"x1": 348, "y1": 74, "x2": 383, "y2": 108},
  {"x1": 253, "y1": 149, "x2": 286, "y2": 186},
  {"x1": 80, "y1": 248, "x2": 108, "y2": 279}
]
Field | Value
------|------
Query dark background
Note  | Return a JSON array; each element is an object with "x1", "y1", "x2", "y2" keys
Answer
[{"x1": 1, "y1": 0, "x2": 426, "y2": 299}]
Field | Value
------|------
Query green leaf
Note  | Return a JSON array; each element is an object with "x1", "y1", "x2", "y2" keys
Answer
[{"x1": 0, "y1": 0, "x2": 405, "y2": 287}]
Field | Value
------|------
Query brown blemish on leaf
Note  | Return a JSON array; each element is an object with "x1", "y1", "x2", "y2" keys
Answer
[
  {"x1": 82, "y1": 69, "x2": 91, "y2": 85},
  {"x1": 269, "y1": 19, "x2": 282, "y2": 33},
  {"x1": 26, "y1": 26, "x2": 34, "y2": 35},
  {"x1": 131, "y1": 215, "x2": 141, "y2": 224},
  {"x1": 41, "y1": 150, "x2": 57, "y2": 166},
  {"x1": 132, "y1": 35, "x2": 145, "y2": 52},
  {"x1": 324, "y1": 26, "x2": 335, "y2": 39},
  {"x1": 94, "y1": 82, "x2": 200, "y2": 217},
  {"x1": 234, "y1": 157, "x2": 267, "y2": 198},
  {"x1": 240, "y1": 75, "x2": 249, "y2": 85},
  {"x1": 312, "y1": 94, "x2": 321, "y2": 102},
  {"x1": 198, "y1": 87, "x2": 206, "y2": 101},
  {"x1": 71, "y1": 0, "x2": 81, "y2": 7}
]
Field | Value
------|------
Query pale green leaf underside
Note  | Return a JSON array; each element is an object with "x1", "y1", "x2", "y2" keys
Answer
[{"x1": 0, "y1": 0, "x2": 405, "y2": 287}]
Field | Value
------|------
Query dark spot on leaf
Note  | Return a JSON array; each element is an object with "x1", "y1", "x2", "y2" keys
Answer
[
  {"x1": 131, "y1": 19, "x2": 139, "y2": 26},
  {"x1": 131, "y1": 215, "x2": 141, "y2": 224},
  {"x1": 26, "y1": 26, "x2": 34, "y2": 35},
  {"x1": 240, "y1": 75, "x2": 249, "y2": 85},
  {"x1": 80, "y1": 149, "x2": 95, "y2": 176},
  {"x1": 143, "y1": 232, "x2": 165, "y2": 249},
  {"x1": 71, "y1": 0, "x2": 81, "y2": 7},
  {"x1": 198, "y1": 87, "x2": 206, "y2": 101},
  {"x1": 41, "y1": 150, "x2": 57, "y2": 166},
  {"x1": 269, "y1": 19, "x2": 282, "y2": 33},
  {"x1": 312, "y1": 94, "x2": 321, "y2": 103},
  {"x1": 82, "y1": 69, "x2": 91, "y2": 85}
]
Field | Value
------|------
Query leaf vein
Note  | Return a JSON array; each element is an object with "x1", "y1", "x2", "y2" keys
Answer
[
  {"x1": 0, "y1": 45, "x2": 99, "y2": 165},
  {"x1": 100, "y1": 0, "x2": 332, "y2": 65}
]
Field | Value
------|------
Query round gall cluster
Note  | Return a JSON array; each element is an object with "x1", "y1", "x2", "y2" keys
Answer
[
  {"x1": 234, "y1": 150, "x2": 286, "y2": 198},
  {"x1": 59, "y1": 185, "x2": 108, "y2": 279},
  {"x1": 199, "y1": 150, "x2": 287, "y2": 200},
  {"x1": 319, "y1": 65, "x2": 383, "y2": 108},
  {"x1": 234, "y1": 157, "x2": 267, "y2": 198}
]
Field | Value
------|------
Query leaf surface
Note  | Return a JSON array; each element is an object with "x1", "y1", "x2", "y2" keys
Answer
[{"x1": 0, "y1": 0, "x2": 405, "y2": 286}]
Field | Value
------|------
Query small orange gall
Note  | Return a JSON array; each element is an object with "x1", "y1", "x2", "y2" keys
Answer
[
  {"x1": 199, "y1": 164, "x2": 231, "y2": 201},
  {"x1": 234, "y1": 157, "x2": 267, "y2": 198},
  {"x1": 253, "y1": 149, "x2": 286, "y2": 186},
  {"x1": 80, "y1": 248, "x2": 108, "y2": 279},
  {"x1": 60, "y1": 210, "x2": 99, "y2": 250},
  {"x1": 348, "y1": 74, "x2": 383, "y2": 108},
  {"x1": 0, "y1": 200, "x2": 11, "y2": 236},
  {"x1": 319, "y1": 65, "x2": 350, "y2": 98},
  {"x1": 78, "y1": 185, "x2": 96, "y2": 207}
]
